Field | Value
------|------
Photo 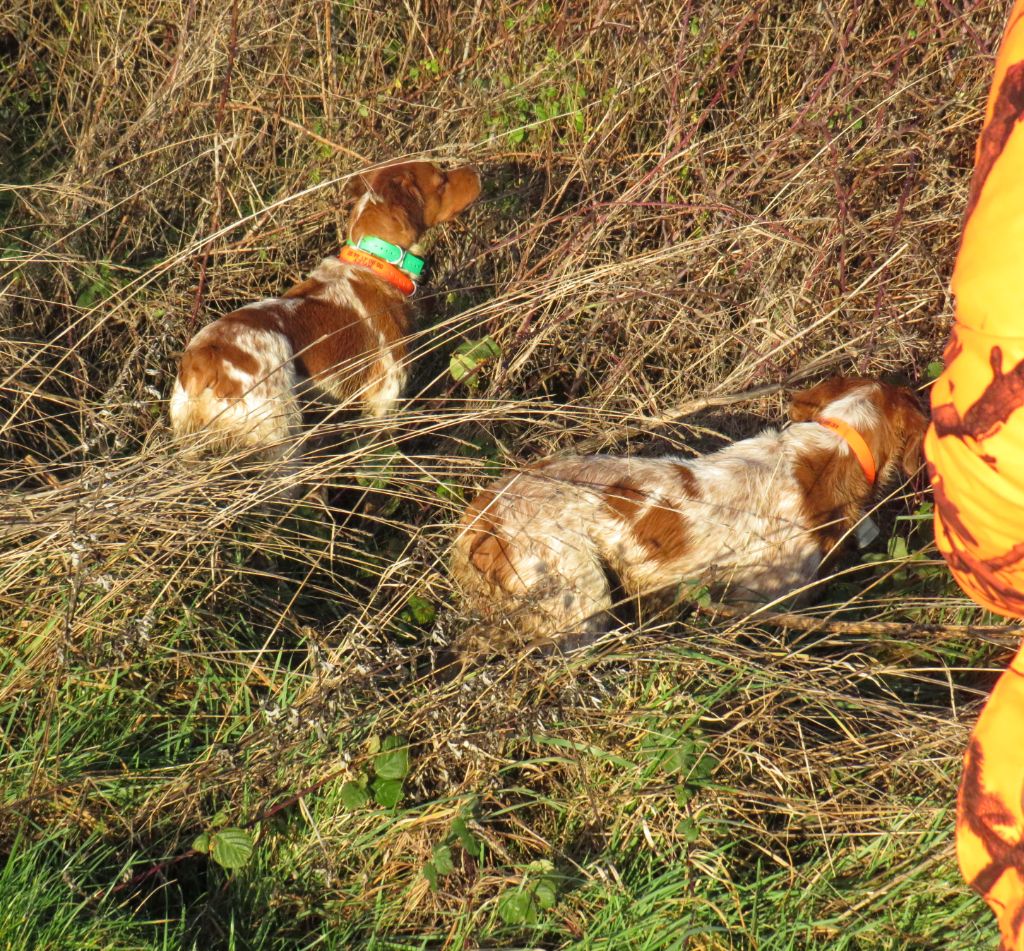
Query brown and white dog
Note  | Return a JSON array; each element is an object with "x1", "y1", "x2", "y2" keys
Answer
[
  {"x1": 169, "y1": 160, "x2": 481, "y2": 462},
  {"x1": 451, "y1": 377, "x2": 928, "y2": 649}
]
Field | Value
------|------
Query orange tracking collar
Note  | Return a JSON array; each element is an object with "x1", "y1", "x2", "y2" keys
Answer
[
  {"x1": 816, "y1": 417, "x2": 876, "y2": 484},
  {"x1": 338, "y1": 244, "x2": 416, "y2": 296}
]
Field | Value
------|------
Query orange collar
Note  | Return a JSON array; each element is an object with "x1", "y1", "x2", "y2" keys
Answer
[
  {"x1": 816, "y1": 417, "x2": 876, "y2": 484},
  {"x1": 338, "y1": 244, "x2": 416, "y2": 296}
]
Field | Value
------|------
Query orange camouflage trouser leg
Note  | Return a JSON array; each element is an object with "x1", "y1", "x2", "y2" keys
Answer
[{"x1": 924, "y1": 3, "x2": 1024, "y2": 948}]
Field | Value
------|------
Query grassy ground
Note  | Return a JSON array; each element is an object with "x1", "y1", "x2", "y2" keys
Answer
[{"x1": 0, "y1": 0, "x2": 1016, "y2": 947}]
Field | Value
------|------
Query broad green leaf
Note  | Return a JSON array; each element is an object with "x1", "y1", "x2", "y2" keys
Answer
[
  {"x1": 449, "y1": 335, "x2": 501, "y2": 386},
  {"x1": 498, "y1": 888, "x2": 538, "y2": 925},
  {"x1": 533, "y1": 877, "x2": 557, "y2": 910},
  {"x1": 677, "y1": 816, "x2": 700, "y2": 842},
  {"x1": 374, "y1": 735, "x2": 410, "y2": 780},
  {"x1": 401, "y1": 595, "x2": 436, "y2": 626},
  {"x1": 373, "y1": 778, "x2": 404, "y2": 808},
  {"x1": 209, "y1": 828, "x2": 254, "y2": 870},
  {"x1": 659, "y1": 741, "x2": 696, "y2": 775},
  {"x1": 451, "y1": 817, "x2": 482, "y2": 858},
  {"x1": 422, "y1": 861, "x2": 438, "y2": 890},
  {"x1": 355, "y1": 448, "x2": 399, "y2": 490},
  {"x1": 432, "y1": 845, "x2": 455, "y2": 876},
  {"x1": 888, "y1": 535, "x2": 910, "y2": 560},
  {"x1": 675, "y1": 784, "x2": 696, "y2": 807},
  {"x1": 691, "y1": 752, "x2": 717, "y2": 782},
  {"x1": 340, "y1": 781, "x2": 370, "y2": 810},
  {"x1": 435, "y1": 481, "x2": 465, "y2": 503},
  {"x1": 191, "y1": 832, "x2": 211, "y2": 854}
]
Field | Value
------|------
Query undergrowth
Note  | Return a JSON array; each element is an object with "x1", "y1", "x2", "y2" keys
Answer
[{"x1": 0, "y1": 0, "x2": 1014, "y2": 948}]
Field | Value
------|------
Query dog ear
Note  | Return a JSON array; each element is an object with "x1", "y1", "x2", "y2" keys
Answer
[
  {"x1": 346, "y1": 164, "x2": 418, "y2": 202},
  {"x1": 897, "y1": 394, "x2": 929, "y2": 477},
  {"x1": 434, "y1": 165, "x2": 482, "y2": 223},
  {"x1": 394, "y1": 167, "x2": 424, "y2": 204},
  {"x1": 788, "y1": 378, "x2": 854, "y2": 421},
  {"x1": 345, "y1": 171, "x2": 370, "y2": 201}
]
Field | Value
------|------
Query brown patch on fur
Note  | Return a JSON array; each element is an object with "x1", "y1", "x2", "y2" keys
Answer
[
  {"x1": 601, "y1": 475, "x2": 690, "y2": 563},
  {"x1": 282, "y1": 277, "x2": 325, "y2": 299},
  {"x1": 602, "y1": 479, "x2": 645, "y2": 520},
  {"x1": 874, "y1": 383, "x2": 928, "y2": 477},
  {"x1": 278, "y1": 273, "x2": 411, "y2": 394},
  {"x1": 288, "y1": 298, "x2": 372, "y2": 391},
  {"x1": 633, "y1": 502, "x2": 690, "y2": 562},
  {"x1": 348, "y1": 270, "x2": 410, "y2": 335},
  {"x1": 432, "y1": 165, "x2": 483, "y2": 222},
  {"x1": 793, "y1": 444, "x2": 867, "y2": 550},
  {"x1": 459, "y1": 488, "x2": 516, "y2": 591},
  {"x1": 351, "y1": 178, "x2": 424, "y2": 248},
  {"x1": 674, "y1": 464, "x2": 700, "y2": 499},
  {"x1": 791, "y1": 378, "x2": 927, "y2": 480},
  {"x1": 177, "y1": 334, "x2": 262, "y2": 399}
]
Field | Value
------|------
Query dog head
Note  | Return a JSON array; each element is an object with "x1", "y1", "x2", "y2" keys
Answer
[
  {"x1": 346, "y1": 161, "x2": 482, "y2": 248},
  {"x1": 789, "y1": 376, "x2": 929, "y2": 483}
]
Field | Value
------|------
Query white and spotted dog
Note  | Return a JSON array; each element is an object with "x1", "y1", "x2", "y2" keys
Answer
[
  {"x1": 170, "y1": 160, "x2": 481, "y2": 461},
  {"x1": 451, "y1": 377, "x2": 928, "y2": 650}
]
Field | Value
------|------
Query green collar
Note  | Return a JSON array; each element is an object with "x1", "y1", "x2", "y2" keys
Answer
[{"x1": 347, "y1": 236, "x2": 425, "y2": 279}]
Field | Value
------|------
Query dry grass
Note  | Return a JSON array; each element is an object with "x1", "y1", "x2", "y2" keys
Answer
[{"x1": 0, "y1": 0, "x2": 1013, "y2": 947}]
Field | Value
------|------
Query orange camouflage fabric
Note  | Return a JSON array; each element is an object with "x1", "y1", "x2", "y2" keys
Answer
[{"x1": 923, "y1": 2, "x2": 1024, "y2": 947}]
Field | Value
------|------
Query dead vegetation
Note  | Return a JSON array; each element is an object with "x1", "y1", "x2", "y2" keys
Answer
[{"x1": 0, "y1": 1, "x2": 1011, "y2": 947}]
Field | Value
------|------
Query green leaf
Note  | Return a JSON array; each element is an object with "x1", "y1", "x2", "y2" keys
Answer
[
  {"x1": 340, "y1": 781, "x2": 370, "y2": 809},
  {"x1": 691, "y1": 751, "x2": 717, "y2": 782},
  {"x1": 677, "y1": 816, "x2": 700, "y2": 842},
  {"x1": 374, "y1": 735, "x2": 410, "y2": 780},
  {"x1": 451, "y1": 817, "x2": 482, "y2": 858},
  {"x1": 674, "y1": 578, "x2": 711, "y2": 607},
  {"x1": 533, "y1": 877, "x2": 557, "y2": 910},
  {"x1": 888, "y1": 535, "x2": 910, "y2": 560},
  {"x1": 449, "y1": 336, "x2": 501, "y2": 387},
  {"x1": 209, "y1": 828, "x2": 254, "y2": 870},
  {"x1": 191, "y1": 832, "x2": 211, "y2": 854},
  {"x1": 373, "y1": 778, "x2": 404, "y2": 808},
  {"x1": 401, "y1": 595, "x2": 436, "y2": 626},
  {"x1": 432, "y1": 844, "x2": 455, "y2": 876},
  {"x1": 435, "y1": 481, "x2": 465, "y2": 503},
  {"x1": 658, "y1": 744, "x2": 692, "y2": 775},
  {"x1": 926, "y1": 360, "x2": 944, "y2": 380},
  {"x1": 422, "y1": 861, "x2": 438, "y2": 890},
  {"x1": 675, "y1": 784, "x2": 696, "y2": 807},
  {"x1": 355, "y1": 448, "x2": 400, "y2": 490},
  {"x1": 498, "y1": 888, "x2": 538, "y2": 925}
]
